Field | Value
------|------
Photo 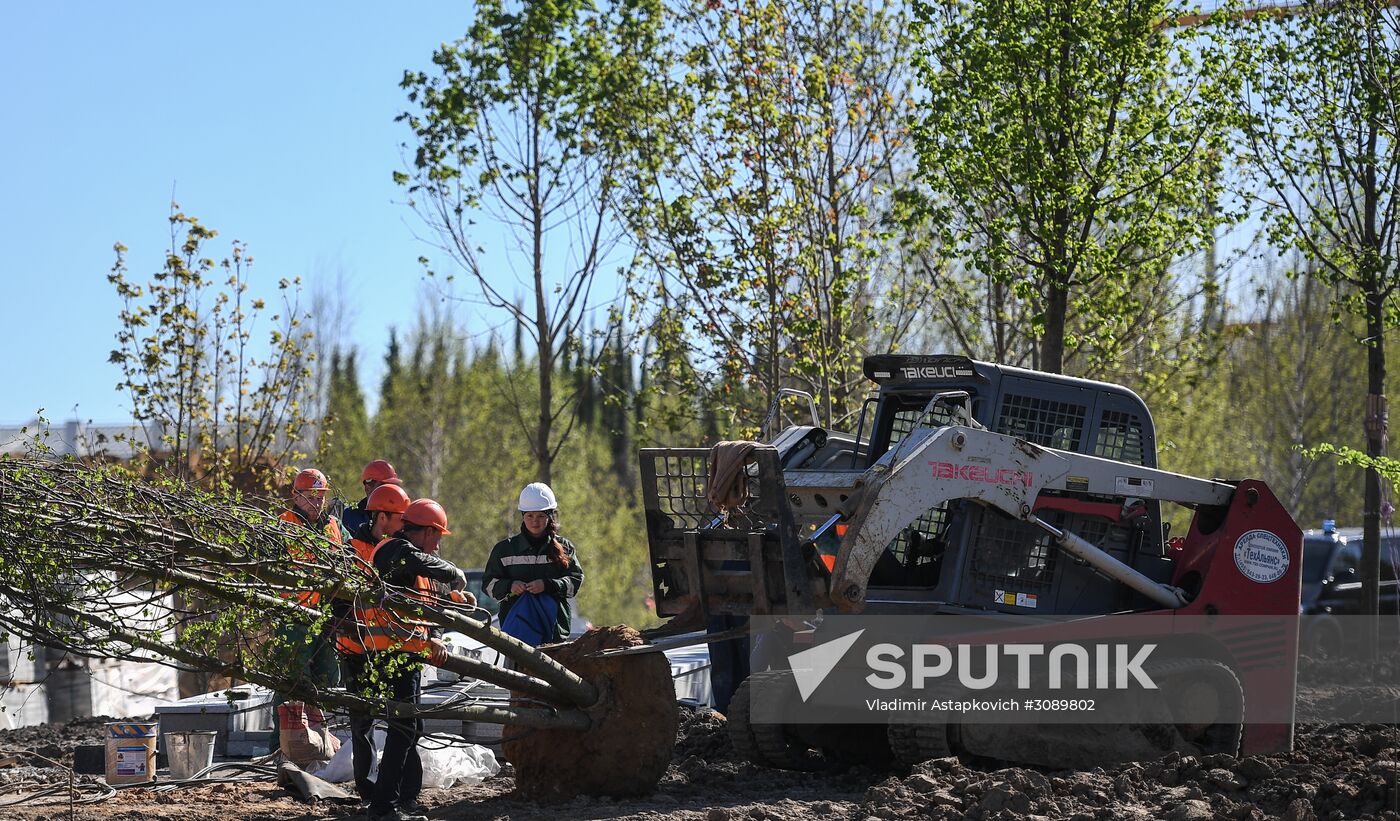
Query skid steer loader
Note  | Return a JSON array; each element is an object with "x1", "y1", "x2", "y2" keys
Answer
[{"x1": 639, "y1": 354, "x2": 1302, "y2": 770}]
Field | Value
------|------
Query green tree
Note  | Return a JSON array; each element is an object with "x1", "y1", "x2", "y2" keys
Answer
[
  {"x1": 397, "y1": 0, "x2": 662, "y2": 484},
  {"x1": 1226, "y1": 0, "x2": 1400, "y2": 628},
  {"x1": 623, "y1": 0, "x2": 912, "y2": 433},
  {"x1": 437, "y1": 345, "x2": 537, "y2": 569},
  {"x1": 107, "y1": 206, "x2": 316, "y2": 492},
  {"x1": 906, "y1": 0, "x2": 1237, "y2": 375}
]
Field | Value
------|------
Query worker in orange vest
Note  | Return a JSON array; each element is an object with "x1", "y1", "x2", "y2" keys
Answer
[
  {"x1": 270, "y1": 468, "x2": 344, "y2": 754},
  {"x1": 358, "y1": 498, "x2": 469, "y2": 821},
  {"x1": 336, "y1": 482, "x2": 410, "y2": 803}
]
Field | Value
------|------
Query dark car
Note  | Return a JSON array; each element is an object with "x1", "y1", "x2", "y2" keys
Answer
[{"x1": 1299, "y1": 525, "x2": 1400, "y2": 655}]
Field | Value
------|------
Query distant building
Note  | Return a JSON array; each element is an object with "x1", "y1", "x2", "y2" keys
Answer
[
  {"x1": 0, "y1": 418, "x2": 160, "y2": 461},
  {"x1": 1, "y1": 417, "x2": 181, "y2": 726}
]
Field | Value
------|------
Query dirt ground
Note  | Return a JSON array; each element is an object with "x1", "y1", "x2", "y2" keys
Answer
[{"x1": 0, "y1": 679, "x2": 1397, "y2": 820}]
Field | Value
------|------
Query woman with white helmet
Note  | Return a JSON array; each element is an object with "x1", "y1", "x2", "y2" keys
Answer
[{"x1": 482, "y1": 482, "x2": 586, "y2": 645}]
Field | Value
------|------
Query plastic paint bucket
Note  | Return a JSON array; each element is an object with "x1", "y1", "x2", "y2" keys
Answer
[{"x1": 105, "y1": 721, "x2": 158, "y2": 785}]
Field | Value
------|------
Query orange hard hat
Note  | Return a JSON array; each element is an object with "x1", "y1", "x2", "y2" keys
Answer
[
  {"x1": 292, "y1": 468, "x2": 328, "y2": 492},
  {"x1": 403, "y1": 499, "x2": 451, "y2": 534},
  {"x1": 361, "y1": 460, "x2": 402, "y2": 485},
  {"x1": 366, "y1": 484, "x2": 411, "y2": 514}
]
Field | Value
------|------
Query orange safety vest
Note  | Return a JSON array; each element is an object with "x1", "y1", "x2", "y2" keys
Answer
[
  {"x1": 338, "y1": 537, "x2": 437, "y2": 655},
  {"x1": 279, "y1": 509, "x2": 343, "y2": 608}
]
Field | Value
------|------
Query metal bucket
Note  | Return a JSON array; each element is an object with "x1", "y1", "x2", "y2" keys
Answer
[{"x1": 165, "y1": 730, "x2": 218, "y2": 780}]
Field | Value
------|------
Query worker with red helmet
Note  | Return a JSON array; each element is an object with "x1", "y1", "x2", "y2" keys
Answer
[
  {"x1": 334, "y1": 482, "x2": 412, "y2": 804},
  {"x1": 271, "y1": 468, "x2": 345, "y2": 754},
  {"x1": 356, "y1": 497, "x2": 469, "y2": 821},
  {"x1": 340, "y1": 459, "x2": 404, "y2": 535}
]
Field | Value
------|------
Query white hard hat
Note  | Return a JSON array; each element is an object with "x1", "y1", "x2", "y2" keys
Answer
[{"x1": 518, "y1": 482, "x2": 558, "y2": 512}]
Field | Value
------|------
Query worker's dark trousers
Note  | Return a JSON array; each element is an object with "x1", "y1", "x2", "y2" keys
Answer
[
  {"x1": 707, "y1": 614, "x2": 750, "y2": 714},
  {"x1": 339, "y1": 654, "x2": 377, "y2": 801},
  {"x1": 369, "y1": 657, "x2": 423, "y2": 816}
]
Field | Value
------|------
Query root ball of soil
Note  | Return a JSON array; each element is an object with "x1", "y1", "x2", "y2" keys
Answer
[{"x1": 503, "y1": 625, "x2": 678, "y2": 799}]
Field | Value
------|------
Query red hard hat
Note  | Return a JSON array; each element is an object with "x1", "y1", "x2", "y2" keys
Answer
[
  {"x1": 361, "y1": 460, "x2": 402, "y2": 485},
  {"x1": 292, "y1": 468, "x2": 328, "y2": 492},
  {"x1": 366, "y1": 484, "x2": 411, "y2": 514},
  {"x1": 403, "y1": 499, "x2": 452, "y2": 534}
]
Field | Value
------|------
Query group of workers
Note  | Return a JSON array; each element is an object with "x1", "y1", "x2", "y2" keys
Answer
[{"x1": 275, "y1": 459, "x2": 585, "y2": 821}]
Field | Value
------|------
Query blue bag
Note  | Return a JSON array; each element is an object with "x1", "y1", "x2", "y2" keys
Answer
[{"x1": 500, "y1": 592, "x2": 559, "y2": 646}]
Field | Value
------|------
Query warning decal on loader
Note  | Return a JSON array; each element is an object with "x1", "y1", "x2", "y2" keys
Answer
[
  {"x1": 1233, "y1": 529, "x2": 1290, "y2": 583},
  {"x1": 993, "y1": 589, "x2": 1038, "y2": 608}
]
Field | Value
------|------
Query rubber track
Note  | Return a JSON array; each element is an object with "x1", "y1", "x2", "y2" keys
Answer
[
  {"x1": 727, "y1": 672, "x2": 823, "y2": 771},
  {"x1": 1144, "y1": 656, "x2": 1244, "y2": 757},
  {"x1": 887, "y1": 722, "x2": 953, "y2": 768}
]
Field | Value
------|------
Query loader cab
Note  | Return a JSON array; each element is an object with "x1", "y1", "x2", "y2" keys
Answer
[{"x1": 851, "y1": 354, "x2": 1170, "y2": 616}]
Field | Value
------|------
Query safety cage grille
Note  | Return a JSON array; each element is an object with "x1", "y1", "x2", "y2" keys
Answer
[
  {"x1": 639, "y1": 450, "x2": 774, "y2": 533},
  {"x1": 969, "y1": 511, "x2": 1058, "y2": 592},
  {"x1": 997, "y1": 394, "x2": 1085, "y2": 452},
  {"x1": 1095, "y1": 409, "x2": 1146, "y2": 465}
]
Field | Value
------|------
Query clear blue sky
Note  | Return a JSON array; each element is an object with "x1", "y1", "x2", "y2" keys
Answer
[{"x1": 0, "y1": 2, "x2": 485, "y2": 423}]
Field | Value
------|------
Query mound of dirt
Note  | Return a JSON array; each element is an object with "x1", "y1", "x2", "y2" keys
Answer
[
  {"x1": 673, "y1": 703, "x2": 736, "y2": 763},
  {"x1": 0, "y1": 714, "x2": 114, "y2": 767},
  {"x1": 858, "y1": 724, "x2": 1400, "y2": 820}
]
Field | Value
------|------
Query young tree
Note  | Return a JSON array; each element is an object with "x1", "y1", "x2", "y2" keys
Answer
[
  {"x1": 1228, "y1": 0, "x2": 1400, "y2": 629},
  {"x1": 396, "y1": 0, "x2": 662, "y2": 484},
  {"x1": 623, "y1": 0, "x2": 912, "y2": 432},
  {"x1": 107, "y1": 206, "x2": 316, "y2": 492},
  {"x1": 907, "y1": 0, "x2": 1237, "y2": 375}
]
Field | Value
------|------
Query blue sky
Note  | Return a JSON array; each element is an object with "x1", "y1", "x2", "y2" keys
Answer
[{"x1": 0, "y1": 2, "x2": 491, "y2": 423}]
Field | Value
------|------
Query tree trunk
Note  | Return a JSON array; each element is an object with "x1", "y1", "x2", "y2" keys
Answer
[
  {"x1": 1360, "y1": 284, "x2": 1385, "y2": 661},
  {"x1": 531, "y1": 95, "x2": 552, "y2": 486},
  {"x1": 1359, "y1": 65, "x2": 1385, "y2": 658},
  {"x1": 1042, "y1": 282, "x2": 1068, "y2": 374},
  {"x1": 535, "y1": 229, "x2": 553, "y2": 487}
]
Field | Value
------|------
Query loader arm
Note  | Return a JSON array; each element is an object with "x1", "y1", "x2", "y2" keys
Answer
[{"x1": 830, "y1": 424, "x2": 1236, "y2": 612}]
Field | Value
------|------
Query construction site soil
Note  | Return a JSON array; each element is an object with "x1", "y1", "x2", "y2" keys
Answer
[{"x1": 0, "y1": 663, "x2": 1396, "y2": 820}]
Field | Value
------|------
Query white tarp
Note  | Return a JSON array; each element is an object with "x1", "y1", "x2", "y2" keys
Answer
[{"x1": 312, "y1": 728, "x2": 500, "y2": 789}]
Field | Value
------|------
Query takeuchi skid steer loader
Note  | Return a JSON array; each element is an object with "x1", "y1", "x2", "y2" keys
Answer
[{"x1": 639, "y1": 354, "x2": 1303, "y2": 770}]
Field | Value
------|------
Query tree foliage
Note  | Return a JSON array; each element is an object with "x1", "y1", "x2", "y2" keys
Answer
[
  {"x1": 621, "y1": 0, "x2": 913, "y2": 432},
  {"x1": 1224, "y1": 0, "x2": 1400, "y2": 624},
  {"x1": 396, "y1": 0, "x2": 662, "y2": 484},
  {"x1": 107, "y1": 206, "x2": 317, "y2": 493},
  {"x1": 906, "y1": 0, "x2": 1237, "y2": 374}
]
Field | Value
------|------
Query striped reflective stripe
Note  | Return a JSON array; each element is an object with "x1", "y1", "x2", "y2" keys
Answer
[
  {"x1": 500, "y1": 554, "x2": 555, "y2": 566},
  {"x1": 340, "y1": 536, "x2": 431, "y2": 655}
]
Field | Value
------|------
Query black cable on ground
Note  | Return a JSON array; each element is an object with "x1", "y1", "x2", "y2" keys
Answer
[{"x1": 0, "y1": 779, "x2": 116, "y2": 807}]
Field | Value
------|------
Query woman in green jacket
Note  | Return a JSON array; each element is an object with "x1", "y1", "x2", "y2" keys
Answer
[{"x1": 483, "y1": 482, "x2": 585, "y2": 644}]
